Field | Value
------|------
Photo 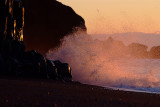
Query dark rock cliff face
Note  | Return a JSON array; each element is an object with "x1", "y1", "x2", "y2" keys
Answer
[
  {"x1": 0, "y1": 39, "x2": 72, "y2": 81},
  {"x1": 23, "y1": 0, "x2": 86, "y2": 55}
]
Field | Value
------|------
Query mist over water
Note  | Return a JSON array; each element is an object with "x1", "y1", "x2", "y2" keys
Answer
[{"x1": 47, "y1": 32, "x2": 160, "y2": 92}]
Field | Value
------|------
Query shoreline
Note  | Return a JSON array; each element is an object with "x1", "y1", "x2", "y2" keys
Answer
[
  {"x1": 0, "y1": 78, "x2": 160, "y2": 106},
  {"x1": 104, "y1": 86, "x2": 160, "y2": 95}
]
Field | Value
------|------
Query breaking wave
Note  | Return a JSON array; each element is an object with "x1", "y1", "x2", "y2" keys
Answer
[{"x1": 47, "y1": 32, "x2": 160, "y2": 93}]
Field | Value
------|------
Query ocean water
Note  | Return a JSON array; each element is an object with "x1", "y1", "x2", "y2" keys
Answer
[{"x1": 47, "y1": 32, "x2": 160, "y2": 93}]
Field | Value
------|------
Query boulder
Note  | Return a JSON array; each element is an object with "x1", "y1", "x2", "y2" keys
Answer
[
  {"x1": 53, "y1": 60, "x2": 72, "y2": 81},
  {"x1": 149, "y1": 46, "x2": 160, "y2": 58},
  {"x1": 128, "y1": 43, "x2": 148, "y2": 58}
]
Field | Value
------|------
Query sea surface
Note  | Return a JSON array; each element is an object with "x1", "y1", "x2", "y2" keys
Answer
[
  {"x1": 102, "y1": 58, "x2": 160, "y2": 93},
  {"x1": 47, "y1": 32, "x2": 160, "y2": 93}
]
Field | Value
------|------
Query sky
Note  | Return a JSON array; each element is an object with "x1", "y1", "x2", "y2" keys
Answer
[{"x1": 57, "y1": 0, "x2": 160, "y2": 34}]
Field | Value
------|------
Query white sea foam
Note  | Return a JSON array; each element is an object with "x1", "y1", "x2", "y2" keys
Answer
[{"x1": 47, "y1": 32, "x2": 160, "y2": 93}]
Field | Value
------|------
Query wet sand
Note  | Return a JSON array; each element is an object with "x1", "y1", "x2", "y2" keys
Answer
[{"x1": 0, "y1": 78, "x2": 160, "y2": 107}]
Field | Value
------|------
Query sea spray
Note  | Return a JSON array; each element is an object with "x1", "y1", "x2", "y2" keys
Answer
[{"x1": 47, "y1": 32, "x2": 160, "y2": 91}]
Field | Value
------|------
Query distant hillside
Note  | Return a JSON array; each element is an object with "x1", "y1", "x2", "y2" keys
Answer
[
  {"x1": 101, "y1": 37, "x2": 160, "y2": 59},
  {"x1": 91, "y1": 32, "x2": 160, "y2": 50},
  {"x1": 23, "y1": 0, "x2": 86, "y2": 55}
]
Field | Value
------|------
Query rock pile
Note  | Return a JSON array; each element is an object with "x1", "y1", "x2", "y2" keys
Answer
[
  {"x1": 103, "y1": 37, "x2": 160, "y2": 59},
  {"x1": 0, "y1": 39, "x2": 72, "y2": 81}
]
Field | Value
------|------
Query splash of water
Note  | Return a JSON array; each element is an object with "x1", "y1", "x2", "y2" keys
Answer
[{"x1": 47, "y1": 32, "x2": 160, "y2": 90}]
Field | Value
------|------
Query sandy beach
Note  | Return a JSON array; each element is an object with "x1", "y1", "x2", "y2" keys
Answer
[{"x1": 0, "y1": 78, "x2": 160, "y2": 107}]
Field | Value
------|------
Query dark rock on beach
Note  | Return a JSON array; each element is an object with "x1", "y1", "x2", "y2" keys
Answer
[
  {"x1": 0, "y1": 0, "x2": 84, "y2": 81},
  {"x1": 0, "y1": 39, "x2": 72, "y2": 81}
]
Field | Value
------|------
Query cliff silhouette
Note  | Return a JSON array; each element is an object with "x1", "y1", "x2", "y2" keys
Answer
[
  {"x1": 0, "y1": 0, "x2": 74, "y2": 81},
  {"x1": 23, "y1": 0, "x2": 86, "y2": 55}
]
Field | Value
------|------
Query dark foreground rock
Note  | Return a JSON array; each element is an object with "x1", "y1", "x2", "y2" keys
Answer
[
  {"x1": 23, "y1": 0, "x2": 86, "y2": 55},
  {"x1": 0, "y1": 39, "x2": 72, "y2": 81},
  {"x1": 0, "y1": 0, "x2": 76, "y2": 81}
]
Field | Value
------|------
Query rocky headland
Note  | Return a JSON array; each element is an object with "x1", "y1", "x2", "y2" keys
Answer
[
  {"x1": 0, "y1": 0, "x2": 86, "y2": 80},
  {"x1": 23, "y1": 0, "x2": 86, "y2": 55}
]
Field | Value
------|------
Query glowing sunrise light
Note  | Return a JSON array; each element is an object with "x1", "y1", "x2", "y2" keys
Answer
[
  {"x1": 155, "y1": 31, "x2": 160, "y2": 35},
  {"x1": 57, "y1": 0, "x2": 160, "y2": 34}
]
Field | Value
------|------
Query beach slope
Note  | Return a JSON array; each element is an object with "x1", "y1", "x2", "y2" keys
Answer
[{"x1": 0, "y1": 78, "x2": 160, "y2": 106}]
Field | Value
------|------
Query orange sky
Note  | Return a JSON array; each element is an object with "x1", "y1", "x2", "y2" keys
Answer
[{"x1": 57, "y1": 0, "x2": 160, "y2": 34}]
